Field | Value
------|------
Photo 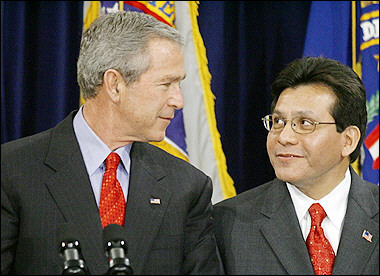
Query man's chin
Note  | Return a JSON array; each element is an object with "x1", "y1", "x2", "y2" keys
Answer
[
  {"x1": 148, "y1": 133, "x2": 166, "y2": 143},
  {"x1": 274, "y1": 168, "x2": 301, "y2": 183}
]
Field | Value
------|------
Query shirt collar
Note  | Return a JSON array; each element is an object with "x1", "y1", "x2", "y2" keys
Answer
[
  {"x1": 287, "y1": 167, "x2": 351, "y2": 230},
  {"x1": 73, "y1": 105, "x2": 132, "y2": 176}
]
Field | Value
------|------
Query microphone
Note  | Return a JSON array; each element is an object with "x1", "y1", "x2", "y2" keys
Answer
[
  {"x1": 58, "y1": 222, "x2": 90, "y2": 275},
  {"x1": 102, "y1": 224, "x2": 133, "y2": 275}
]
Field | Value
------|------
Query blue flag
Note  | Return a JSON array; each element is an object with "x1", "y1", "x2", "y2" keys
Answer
[
  {"x1": 303, "y1": 1, "x2": 351, "y2": 65},
  {"x1": 354, "y1": 2, "x2": 379, "y2": 185}
]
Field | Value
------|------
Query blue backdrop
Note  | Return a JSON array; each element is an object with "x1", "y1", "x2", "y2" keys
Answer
[{"x1": 1, "y1": 1, "x2": 311, "y2": 194}]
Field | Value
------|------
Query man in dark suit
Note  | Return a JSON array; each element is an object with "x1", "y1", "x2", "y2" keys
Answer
[
  {"x1": 213, "y1": 57, "x2": 378, "y2": 275},
  {"x1": 1, "y1": 11, "x2": 223, "y2": 275}
]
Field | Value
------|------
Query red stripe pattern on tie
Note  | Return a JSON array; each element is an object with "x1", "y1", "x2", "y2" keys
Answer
[
  {"x1": 306, "y1": 203, "x2": 335, "y2": 275},
  {"x1": 99, "y1": 152, "x2": 125, "y2": 228}
]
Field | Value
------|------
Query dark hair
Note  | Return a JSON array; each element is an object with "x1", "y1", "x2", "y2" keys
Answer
[{"x1": 270, "y1": 56, "x2": 367, "y2": 163}]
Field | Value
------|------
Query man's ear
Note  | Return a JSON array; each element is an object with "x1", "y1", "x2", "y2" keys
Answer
[
  {"x1": 341, "y1": 125, "x2": 361, "y2": 158},
  {"x1": 103, "y1": 69, "x2": 122, "y2": 102}
]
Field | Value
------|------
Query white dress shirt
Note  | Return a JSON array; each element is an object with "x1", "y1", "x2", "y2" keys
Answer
[{"x1": 287, "y1": 167, "x2": 351, "y2": 254}]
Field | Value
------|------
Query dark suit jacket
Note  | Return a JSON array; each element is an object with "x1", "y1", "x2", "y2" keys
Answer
[
  {"x1": 1, "y1": 111, "x2": 224, "y2": 275},
  {"x1": 213, "y1": 167, "x2": 379, "y2": 275}
]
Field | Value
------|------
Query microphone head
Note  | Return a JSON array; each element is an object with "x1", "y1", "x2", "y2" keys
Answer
[
  {"x1": 102, "y1": 224, "x2": 133, "y2": 275},
  {"x1": 58, "y1": 222, "x2": 81, "y2": 253},
  {"x1": 57, "y1": 222, "x2": 89, "y2": 275},
  {"x1": 58, "y1": 222, "x2": 78, "y2": 242},
  {"x1": 102, "y1": 224, "x2": 128, "y2": 251}
]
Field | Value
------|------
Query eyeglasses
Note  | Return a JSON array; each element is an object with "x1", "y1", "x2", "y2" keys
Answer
[{"x1": 261, "y1": 114, "x2": 336, "y2": 134}]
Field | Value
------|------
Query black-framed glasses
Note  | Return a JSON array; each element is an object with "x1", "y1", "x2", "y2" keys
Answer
[{"x1": 261, "y1": 114, "x2": 336, "y2": 134}]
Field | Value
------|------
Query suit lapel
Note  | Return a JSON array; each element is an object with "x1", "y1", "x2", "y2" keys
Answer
[
  {"x1": 259, "y1": 180, "x2": 314, "y2": 274},
  {"x1": 39, "y1": 114, "x2": 176, "y2": 274},
  {"x1": 123, "y1": 142, "x2": 172, "y2": 274},
  {"x1": 43, "y1": 112, "x2": 107, "y2": 274},
  {"x1": 332, "y1": 169, "x2": 378, "y2": 274}
]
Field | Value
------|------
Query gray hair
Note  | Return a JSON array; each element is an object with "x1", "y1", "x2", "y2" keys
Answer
[{"x1": 77, "y1": 11, "x2": 184, "y2": 100}]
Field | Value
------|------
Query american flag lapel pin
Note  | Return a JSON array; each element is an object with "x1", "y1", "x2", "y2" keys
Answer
[
  {"x1": 362, "y1": 230, "x2": 373, "y2": 242},
  {"x1": 150, "y1": 198, "x2": 161, "y2": 205}
]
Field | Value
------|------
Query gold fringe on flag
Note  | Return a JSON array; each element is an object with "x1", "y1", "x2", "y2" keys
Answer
[{"x1": 188, "y1": 1, "x2": 236, "y2": 199}]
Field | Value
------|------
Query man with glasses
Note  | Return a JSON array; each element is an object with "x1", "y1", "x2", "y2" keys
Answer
[{"x1": 213, "y1": 56, "x2": 378, "y2": 275}]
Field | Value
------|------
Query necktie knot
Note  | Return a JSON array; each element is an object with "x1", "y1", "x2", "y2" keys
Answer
[
  {"x1": 309, "y1": 203, "x2": 326, "y2": 227},
  {"x1": 105, "y1": 152, "x2": 121, "y2": 171}
]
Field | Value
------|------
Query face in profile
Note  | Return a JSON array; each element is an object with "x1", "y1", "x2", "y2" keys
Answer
[
  {"x1": 116, "y1": 38, "x2": 186, "y2": 142},
  {"x1": 266, "y1": 84, "x2": 348, "y2": 189}
]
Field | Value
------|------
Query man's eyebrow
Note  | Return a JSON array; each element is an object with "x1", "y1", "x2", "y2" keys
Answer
[
  {"x1": 160, "y1": 74, "x2": 186, "y2": 82},
  {"x1": 272, "y1": 110, "x2": 316, "y2": 117},
  {"x1": 293, "y1": 110, "x2": 316, "y2": 117}
]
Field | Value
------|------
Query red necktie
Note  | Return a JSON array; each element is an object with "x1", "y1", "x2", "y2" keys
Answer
[
  {"x1": 306, "y1": 203, "x2": 335, "y2": 275},
  {"x1": 99, "y1": 152, "x2": 126, "y2": 228}
]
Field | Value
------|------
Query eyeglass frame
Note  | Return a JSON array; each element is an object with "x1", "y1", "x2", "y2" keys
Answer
[{"x1": 261, "y1": 114, "x2": 337, "y2": 134}]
